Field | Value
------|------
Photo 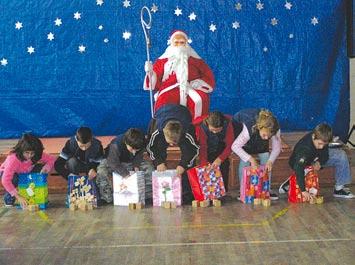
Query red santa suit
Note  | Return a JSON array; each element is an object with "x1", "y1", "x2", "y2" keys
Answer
[{"x1": 144, "y1": 43, "x2": 215, "y2": 120}]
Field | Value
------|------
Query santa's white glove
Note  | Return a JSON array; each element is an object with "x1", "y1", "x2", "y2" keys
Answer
[{"x1": 144, "y1": 61, "x2": 153, "y2": 74}]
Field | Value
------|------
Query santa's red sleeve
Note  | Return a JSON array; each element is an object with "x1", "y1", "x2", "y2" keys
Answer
[
  {"x1": 144, "y1": 58, "x2": 167, "y2": 91},
  {"x1": 190, "y1": 58, "x2": 215, "y2": 93}
]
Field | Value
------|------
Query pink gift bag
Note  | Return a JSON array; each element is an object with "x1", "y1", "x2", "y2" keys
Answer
[
  {"x1": 240, "y1": 166, "x2": 269, "y2": 204},
  {"x1": 152, "y1": 170, "x2": 182, "y2": 207}
]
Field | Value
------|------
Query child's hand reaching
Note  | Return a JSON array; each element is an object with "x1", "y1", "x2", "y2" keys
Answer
[
  {"x1": 249, "y1": 157, "x2": 258, "y2": 168},
  {"x1": 212, "y1": 157, "x2": 222, "y2": 168},
  {"x1": 265, "y1": 160, "x2": 273, "y2": 172},
  {"x1": 157, "y1": 163, "x2": 167, "y2": 172},
  {"x1": 313, "y1": 161, "x2": 321, "y2": 171},
  {"x1": 40, "y1": 167, "x2": 49, "y2": 174},
  {"x1": 176, "y1": 165, "x2": 185, "y2": 176},
  {"x1": 302, "y1": 191, "x2": 311, "y2": 201},
  {"x1": 15, "y1": 194, "x2": 28, "y2": 209},
  {"x1": 88, "y1": 169, "x2": 97, "y2": 180}
]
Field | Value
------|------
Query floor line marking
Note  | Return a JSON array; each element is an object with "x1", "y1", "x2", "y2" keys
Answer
[
  {"x1": 36, "y1": 211, "x2": 54, "y2": 224},
  {"x1": 0, "y1": 238, "x2": 353, "y2": 251}
]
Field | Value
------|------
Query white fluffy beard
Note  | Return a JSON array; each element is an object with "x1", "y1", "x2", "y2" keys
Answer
[
  {"x1": 159, "y1": 45, "x2": 201, "y2": 106},
  {"x1": 162, "y1": 46, "x2": 189, "y2": 83}
]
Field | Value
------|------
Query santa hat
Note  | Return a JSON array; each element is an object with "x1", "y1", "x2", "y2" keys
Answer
[{"x1": 169, "y1": 30, "x2": 188, "y2": 44}]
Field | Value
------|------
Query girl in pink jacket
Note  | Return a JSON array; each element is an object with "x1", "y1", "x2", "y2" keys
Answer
[{"x1": 0, "y1": 134, "x2": 55, "y2": 208}]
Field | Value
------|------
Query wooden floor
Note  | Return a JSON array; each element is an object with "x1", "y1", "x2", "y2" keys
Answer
[
  {"x1": 0, "y1": 133, "x2": 354, "y2": 264},
  {"x1": 0, "y1": 189, "x2": 354, "y2": 265}
]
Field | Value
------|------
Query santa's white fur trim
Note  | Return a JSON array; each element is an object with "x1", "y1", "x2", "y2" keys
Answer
[
  {"x1": 159, "y1": 45, "x2": 201, "y2": 60},
  {"x1": 169, "y1": 30, "x2": 188, "y2": 43},
  {"x1": 143, "y1": 72, "x2": 157, "y2": 91},
  {"x1": 190, "y1": 79, "x2": 213, "y2": 93},
  {"x1": 187, "y1": 89, "x2": 203, "y2": 119}
]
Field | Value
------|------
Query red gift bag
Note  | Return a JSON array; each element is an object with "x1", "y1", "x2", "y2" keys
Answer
[
  {"x1": 288, "y1": 166, "x2": 320, "y2": 203},
  {"x1": 187, "y1": 164, "x2": 225, "y2": 201}
]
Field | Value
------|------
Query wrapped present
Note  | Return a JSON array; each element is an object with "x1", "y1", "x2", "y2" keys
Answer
[
  {"x1": 113, "y1": 171, "x2": 145, "y2": 206},
  {"x1": 152, "y1": 170, "x2": 181, "y2": 207},
  {"x1": 240, "y1": 166, "x2": 270, "y2": 204},
  {"x1": 67, "y1": 175, "x2": 97, "y2": 208},
  {"x1": 18, "y1": 173, "x2": 48, "y2": 209},
  {"x1": 288, "y1": 166, "x2": 320, "y2": 203},
  {"x1": 187, "y1": 164, "x2": 226, "y2": 201}
]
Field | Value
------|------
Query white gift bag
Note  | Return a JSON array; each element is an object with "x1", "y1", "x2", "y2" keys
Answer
[{"x1": 113, "y1": 171, "x2": 145, "y2": 206}]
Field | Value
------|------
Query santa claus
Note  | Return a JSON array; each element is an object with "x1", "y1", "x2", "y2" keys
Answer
[{"x1": 144, "y1": 30, "x2": 215, "y2": 120}]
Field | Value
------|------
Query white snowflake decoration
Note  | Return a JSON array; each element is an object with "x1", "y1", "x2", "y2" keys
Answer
[
  {"x1": 27, "y1": 46, "x2": 35, "y2": 54},
  {"x1": 15, "y1": 21, "x2": 23, "y2": 30},
  {"x1": 123, "y1": 31, "x2": 131, "y2": 40},
  {"x1": 174, "y1": 7, "x2": 182, "y2": 16},
  {"x1": 74, "y1": 12, "x2": 81, "y2": 20},
  {"x1": 209, "y1": 23, "x2": 217, "y2": 32},
  {"x1": 78, "y1": 45, "x2": 86, "y2": 53},
  {"x1": 188, "y1": 12, "x2": 197, "y2": 21},
  {"x1": 311, "y1": 17, "x2": 319, "y2": 26},
  {"x1": 123, "y1": 0, "x2": 131, "y2": 8},
  {"x1": 1, "y1": 58, "x2": 8, "y2": 66},
  {"x1": 47, "y1": 32, "x2": 55, "y2": 41},
  {"x1": 54, "y1": 18, "x2": 62, "y2": 26},
  {"x1": 151, "y1": 3, "x2": 158, "y2": 13},
  {"x1": 232, "y1": 21, "x2": 240, "y2": 29}
]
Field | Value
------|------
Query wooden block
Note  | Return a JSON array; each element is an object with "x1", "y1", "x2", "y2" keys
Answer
[
  {"x1": 129, "y1": 203, "x2": 136, "y2": 210},
  {"x1": 70, "y1": 204, "x2": 78, "y2": 211},
  {"x1": 135, "y1": 203, "x2": 144, "y2": 209},
  {"x1": 253, "y1": 198, "x2": 261, "y2": 205},
  {"x1": 162, "y1": 201, "x2": 171, "y2": 209},
  {"x1": 262, "y1": 199, "x2": 271, "y2": 207},
  {"x1": 78, "y1": 203, "x2": 88, "y2": 211},
  {"x1": 162, "y1": 201, "x2": 176, "y2": 209},
  {"x1": 309, "y1": 196, "x2": 316, "y2": 204},
  {"x1": 316, "y1": 196, "x2": 324, "y2": 204},
  {"x1": 199, "y1": 200, "x2": 210, "y2": 208},
  {"x1": 212, "y1": 199, "x2": 221, "y2": 207},
  {"x1": 28, "y1": 204, "x2": 39, "y2": 212},
  {"x1": 192, "y1": 200, "x2": 199, "y2": 208}
]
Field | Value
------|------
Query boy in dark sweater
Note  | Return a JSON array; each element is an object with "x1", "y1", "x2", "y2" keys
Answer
[
  {"x1": 54, "y1": 127, "x2": 104, "y2": 180},
  {"x1": 195, "y1": 111, "x2": 235, "y2": 191},
  {"x1": 147, "y1": 104, "x2": 199, "y2": 203},
  {"x1": 96, "y1": 128, "x2": 153, "y2": 204},
  {"x1": 280, "y1": 123, "x2": 354, "y2": 199}
]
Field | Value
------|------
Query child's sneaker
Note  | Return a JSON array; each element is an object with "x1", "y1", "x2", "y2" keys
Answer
[
  {"x1": 279, "y1": 177, "x2": 290, "y2": 194},
  {"x1": 3, "y1": 195, "x2": 15, "y2": 207},
  {"x1": 333, "y1": 188, "x2": 355, "y2": 199},
  {"x1": 269, "y1": 191, "x2": 279, "y2": 200}
]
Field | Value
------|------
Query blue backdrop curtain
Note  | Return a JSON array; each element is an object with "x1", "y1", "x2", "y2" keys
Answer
[
  {"x1": 0, "y1": 0, "x2": 350, "y2": 140},
  {"x1": 348, "y1": 0, "x2": 355, "y2": 57}
]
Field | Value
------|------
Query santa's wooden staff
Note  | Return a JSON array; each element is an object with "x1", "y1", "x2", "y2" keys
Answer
[{"x1": 140, "y1": 6, "x2": 154, "y2": 118}]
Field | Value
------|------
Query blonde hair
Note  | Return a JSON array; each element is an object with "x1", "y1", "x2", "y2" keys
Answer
[
  {"x1": 163, "y1": 120, "x2": 182, "y2": 143},
  {"x1": 255, "y1": 109, "x2": 279, "y2": 136}
]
